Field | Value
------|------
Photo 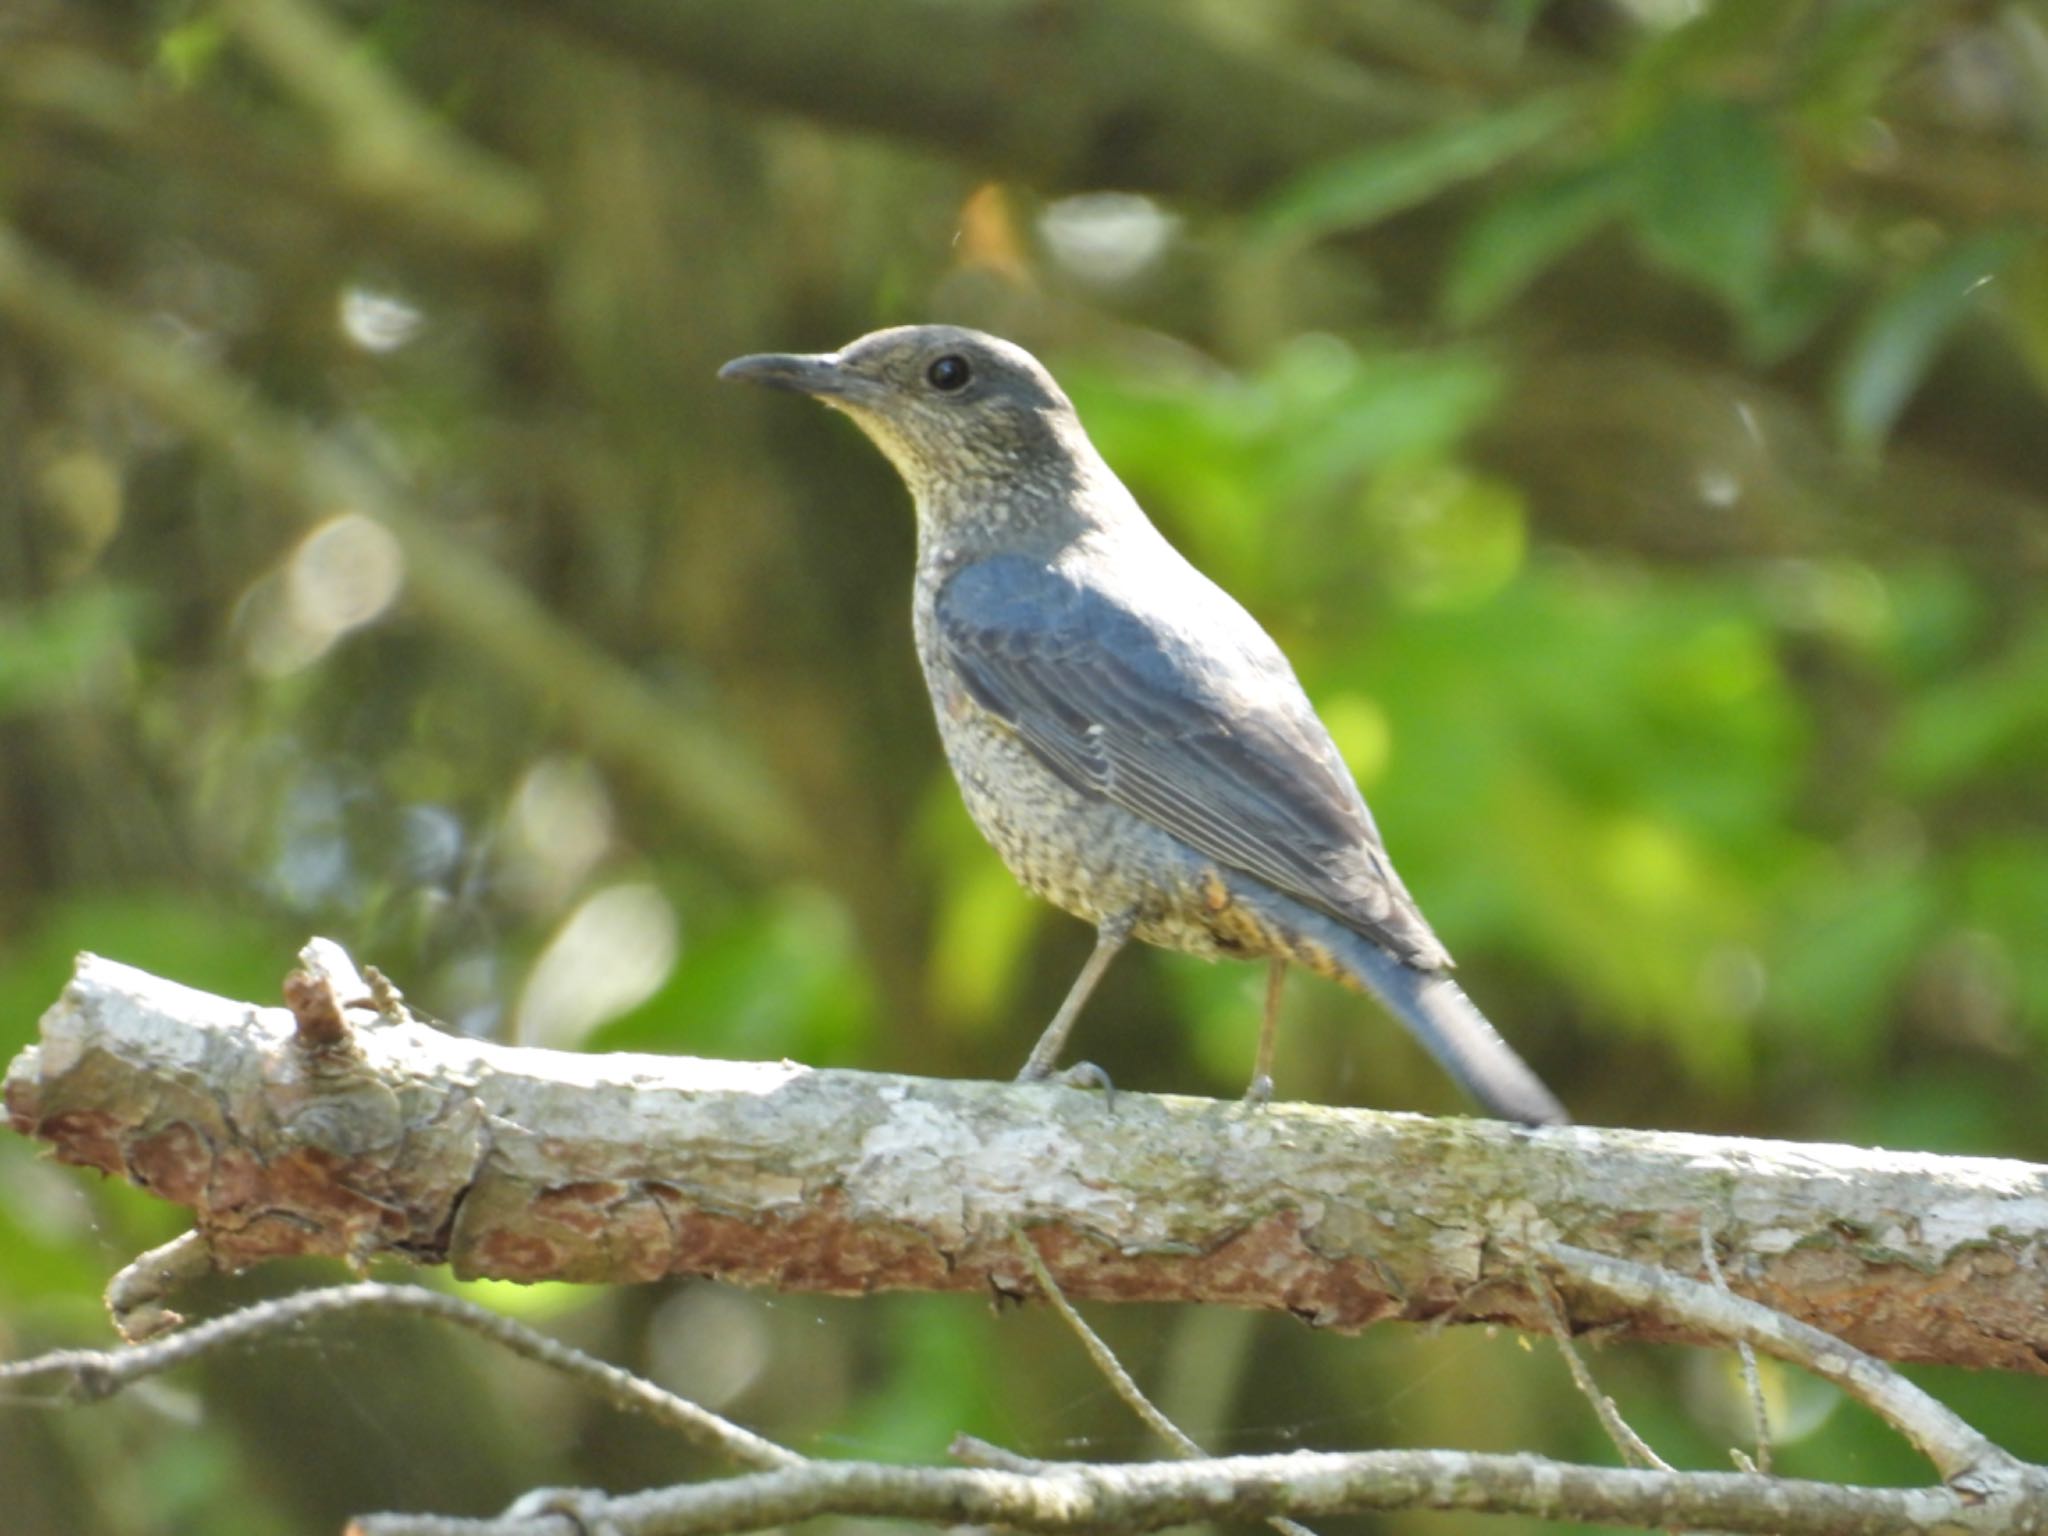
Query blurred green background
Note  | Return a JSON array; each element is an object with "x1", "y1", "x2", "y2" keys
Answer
[{"x1": 4, "y1": 0, "x2": 2047, "y2": 1531}]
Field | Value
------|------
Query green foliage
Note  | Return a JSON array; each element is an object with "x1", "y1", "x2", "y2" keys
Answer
[
  {"x1": 1441, "y1": 162, "x2": 1630, "y2": 325},
  {"x1": 590, "y1": 883, "x2": 878, "y2": 1066},
  {"x1": 0, "y1": 588, "x2": 135, "y2": 718},
  {"x1": 4, "y1": 0, "x2": 2047, "y2": 1530},
  {"x1": 1834, "y1": 231, "x2": 2031, "y2": 451},
  {"x1": 1256, "y1": 94, "x2": 1582, "y2": 246},
  {"x1": 1627, "y1": 96, "x2": 1792, "y2": 313}
]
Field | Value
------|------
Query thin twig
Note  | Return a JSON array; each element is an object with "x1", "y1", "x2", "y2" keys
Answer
[
  {"x1": 1011, "y1": 1229, "x2": 1318, "y2": 1536},
  {"x1": 347, "y1": 1447, "x2": 2029, "y2": 1536},
  {"x1": 1522, "y1": 1261, "x2": 1669, "y2": 1471},
  {"x1": 1543, "y1": 1244, "x2": 2010, "y2": 1481},
  {"x1": 2, "y1": 1283, "x2": 803, "y2": 1471},
  {"x1": 1700, "y1": 1224, "x2": 1773, "y2": 1474}
]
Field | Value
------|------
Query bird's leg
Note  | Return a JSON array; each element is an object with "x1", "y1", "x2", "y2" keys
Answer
[
  {"x1": 1016, "y1": 911, "x2": 1135, "y2": 1085},
  {"x1": 1244, "y1": 959, "x2": 1286, "y2": 1106}
]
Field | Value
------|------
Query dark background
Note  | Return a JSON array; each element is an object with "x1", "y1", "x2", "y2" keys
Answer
[{"x1": 3, "y1": 1, "x2": 2046, "y2": 1531}]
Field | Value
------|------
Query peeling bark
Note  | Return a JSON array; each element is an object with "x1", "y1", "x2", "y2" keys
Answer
[{"x1": 8, "y1": 949, "x2": 2048, "y2": 1372}]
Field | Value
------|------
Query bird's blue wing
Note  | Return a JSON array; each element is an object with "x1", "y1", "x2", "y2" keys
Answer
[{"x1": 936, "y1": 554, "x2": 1448, "y2": 968}]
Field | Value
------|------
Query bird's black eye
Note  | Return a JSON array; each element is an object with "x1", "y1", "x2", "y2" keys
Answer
[{"x1": 925, "y1": 354, "x2": 972, "y2": 392}]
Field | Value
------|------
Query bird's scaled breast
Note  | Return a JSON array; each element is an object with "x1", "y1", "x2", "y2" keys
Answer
[{"x1": 916, "y1": 658, "x2": 1243, "y2": 957}]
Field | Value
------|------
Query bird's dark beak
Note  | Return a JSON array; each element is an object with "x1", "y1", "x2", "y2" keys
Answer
[{"x1": 718, "y1": 351, "x2": 878, "y2": 405}]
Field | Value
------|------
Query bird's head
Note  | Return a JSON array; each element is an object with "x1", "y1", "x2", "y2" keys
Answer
[{"x1": 719, "y1": 326, "x2": 1098, "y2": 511}]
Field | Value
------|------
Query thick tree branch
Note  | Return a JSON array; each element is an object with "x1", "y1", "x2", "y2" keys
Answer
[{"x1": 10, "y1": 944, "x2": 2048, "y2": 1373}]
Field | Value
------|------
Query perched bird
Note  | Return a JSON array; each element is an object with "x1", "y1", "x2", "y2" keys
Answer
[{"x1": 720, "y1": 326, "x2": 1566, "y2": 1125}]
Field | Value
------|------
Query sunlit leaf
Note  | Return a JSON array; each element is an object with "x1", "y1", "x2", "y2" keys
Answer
[
  {"x1": 155, "y1": 17, "x2": 227, "y2": 89},
  {"x1": 927, "y1": 854, "x2": 1042, "y2": 1034},
  {"x1": 1363, "y1": 462, "x2": 1528, "y2": 610},
  {"x1": 590, "y1": 884, "x2": 875, "y2": 1065},
  {"x1": 1257, "y1": 94, "x2": 1580, "y2": 246},
  {"x1": 0, "y1": 587, "x2": 134, "y2": 717}
]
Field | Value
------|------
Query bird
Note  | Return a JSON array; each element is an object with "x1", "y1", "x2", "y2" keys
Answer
[{"x1": 719, "y1": 325, "x2": 1567, "y2": 1125}]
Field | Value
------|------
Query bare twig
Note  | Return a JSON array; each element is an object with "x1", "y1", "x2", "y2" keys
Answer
[
  {"x1": 1011, "y1": 1229, "x2": 1316, "y2": 1536},
  {"x1": 1012, "y1": 1230, "x2": 1199, "y2": 1457},
  {"x1": 1701, "y1": 1223, "x2": 1774, "y2": 1474},
  {"x1": 347, "y1": 1449, "x2": 2031, "y2": 1536},
  {"x1": 1544, "y1": 1244, "x2": 2009, "y2": 1482},
  {"x1": 2, "y1": 1283, "x2": 802, "y2": 1472},
  {"x1": 1523, "y1": 1262, "x2": 1669, "y2": 1472}
]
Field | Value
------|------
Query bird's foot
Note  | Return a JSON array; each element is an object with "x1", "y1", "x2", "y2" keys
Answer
[
  {"x1": 1056, "y1": 1060, "x2": 1114, "y2": 1105},
  {"x1": 1240, "y1": 1073, "x2": 1275, "y2": 1108},
  {"x1": 1016, "y1": 1058, "x2": 1115, "y2": 1109}
]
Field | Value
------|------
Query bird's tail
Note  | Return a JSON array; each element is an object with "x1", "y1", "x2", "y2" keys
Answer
[{"x1": 1315, "y1": 919, "x2": 1569, "y2": 1126}]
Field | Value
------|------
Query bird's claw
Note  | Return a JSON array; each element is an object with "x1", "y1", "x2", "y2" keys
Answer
[
  {"x1": 1017, "y1": 1059, "x2": 1115, "y2": 1109},
  {"x1": 1055, "y1": 1060, "x2": 1114, "y2": 1107},
  {"x1": 1241, "y1": 1073, "x2": 1275, "y2": 1108}
]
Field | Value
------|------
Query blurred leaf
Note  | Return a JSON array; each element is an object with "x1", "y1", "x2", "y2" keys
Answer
[
  {"x1": 926, "y1": 853, "x2": 1041, "y2": 1034},
  {"x1": 1617, "y1": 0, "x2": 1788, "y2": 131},
  {"x1": 1994, "y1": 237, "x2": 2048, "y2": 406},
  {"x1": 1256, "y1": 94, "x2": 1580, "y2": 246},
  {"x1": 591, "y1": 884, "x2": 875, "y2": 1066},
  {"x1": 840, "y1": 1298, "x2": 998, "y2": 1456},
  {"x1": 1738, "y1": 257, "x2": 1853, "y2": 365},
  {"x1": 1629, "y1": 97, "x2": 1791, "y2": 311},
  {"x1": 1322, "y1": 560, "x2": 1802, "y2": 1084},
  {"x1": 1832, "y1": 230, "x2": 2028, "y2": 451},
  {"x1": 0, "y1": 1147, "x2": 127, "y2": 1306},
  {"x1": 1782, "y1": 0, "x2": 1929, "y2": 141},
  {"x1": 0, "y1": 588, "x2": 133, "y2": 717},
  {"x1": 1768, "y1": 864, "x2": 1937, "y2": 1064},
  {"x1": 1494, "y1": 0, "x2": 1560, "y2": 40},
  {"x1": 0, "y1": 894, "x2": 289, "y2": 1058},
  {"x1": 1363, "y1": 461, "x2": 1528, "y2": 610},
  {"x1": 447, "y1": 1277, "x2": 593, "y2": 1321},
  {"x1": 1887, "y1": 609, "x2": 2048, "y2": 793},
  {"x1": 1959, "y1": 838, "x2": 2048, "y2": 1038},
  {"x1": 1064, "y1": 341, "x2": 1503, "y2": 597},
  {"x1": 154, "y1": 17, "x2": 227, "y2": 89},
  {"x1": 1876, "y1": 562, "x2": 1984, "y2": 678},
  {"x1": 1441, "y1": 161, "x2": 1629, "y2": 325}
]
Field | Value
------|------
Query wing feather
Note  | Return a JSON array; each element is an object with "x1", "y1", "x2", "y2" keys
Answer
[{"x1": 936, "y1": 554, "x2": 1447, "y2": 967}]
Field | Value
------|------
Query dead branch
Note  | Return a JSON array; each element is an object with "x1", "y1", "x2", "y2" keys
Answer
[{"x1": 9, "y1": 942, "x2": 2048, "y2": 1373}]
